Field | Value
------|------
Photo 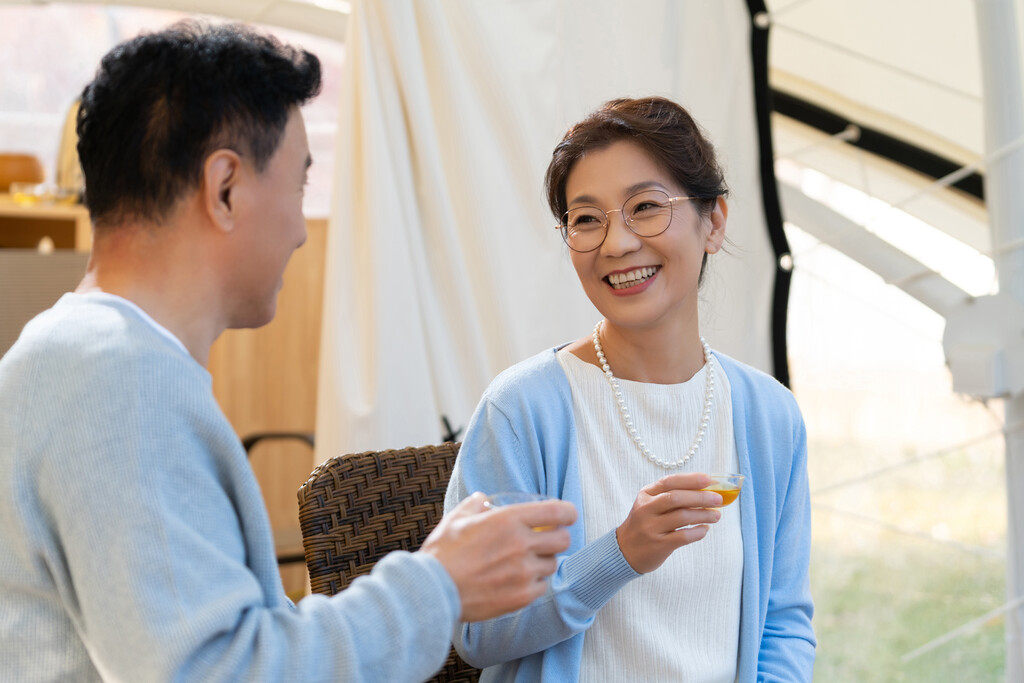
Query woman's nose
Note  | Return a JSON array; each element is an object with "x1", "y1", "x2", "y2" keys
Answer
[{"x1": 600, "y1": 209, "x2": 642, "y2": 256}]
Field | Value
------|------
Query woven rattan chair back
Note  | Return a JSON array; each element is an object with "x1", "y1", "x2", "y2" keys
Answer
[{"x1": 296, "y1": 443, "x2": 480, "y2": 683}]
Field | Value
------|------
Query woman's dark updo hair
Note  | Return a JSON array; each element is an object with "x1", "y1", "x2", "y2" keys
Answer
[{"x1": 544, "y1": 96, "x2": 729, "y2": 222}]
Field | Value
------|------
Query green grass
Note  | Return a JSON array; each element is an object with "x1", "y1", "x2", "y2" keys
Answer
[
  {"x1": 807, "y1": 435, "x2": 1007, "y2": 681},
  {"x1": 811, "y1": 518, "x2": 1005, "y2": 681}
]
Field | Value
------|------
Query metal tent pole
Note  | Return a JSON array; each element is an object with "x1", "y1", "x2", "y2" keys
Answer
[{"x1": 975, "y1": 1, "x2": 1024, "y2": 679}]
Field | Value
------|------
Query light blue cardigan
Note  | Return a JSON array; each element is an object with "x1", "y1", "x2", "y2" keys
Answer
[{"x1": 445, "y1": 346, "x2": 815, "y2": 682}]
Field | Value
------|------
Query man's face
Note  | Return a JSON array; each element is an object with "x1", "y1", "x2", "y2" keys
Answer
[{"x1": 227, "y1": 108, "x2": 311, "y2": 329}]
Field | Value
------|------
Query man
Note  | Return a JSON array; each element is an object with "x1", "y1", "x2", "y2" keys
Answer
[{"x1": 0, "y1": 22, "x2": 575, "y2": 682}]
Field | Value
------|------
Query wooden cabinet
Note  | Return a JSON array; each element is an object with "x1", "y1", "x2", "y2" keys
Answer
[{"x1": 0, "y1": 194, "x2": 92, "y2": 251}]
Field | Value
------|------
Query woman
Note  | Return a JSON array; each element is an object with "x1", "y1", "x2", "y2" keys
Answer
[{"x1": 444, "y1": 97, "x2": 815, "y2": 682}]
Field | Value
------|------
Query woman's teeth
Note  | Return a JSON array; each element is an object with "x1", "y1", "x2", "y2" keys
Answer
[{"x1": 608, "y1": 267, "x2": 658, "y2": 290}]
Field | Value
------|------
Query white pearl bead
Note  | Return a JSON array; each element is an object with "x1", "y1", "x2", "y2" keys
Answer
[{"x1": 594, "y1": 320, "x2": 714, "y2": 470}]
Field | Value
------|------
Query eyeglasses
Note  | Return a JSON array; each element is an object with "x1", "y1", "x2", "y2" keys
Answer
[{"x1": 556, "y1": 189, "x2": 700, "y2": 253}]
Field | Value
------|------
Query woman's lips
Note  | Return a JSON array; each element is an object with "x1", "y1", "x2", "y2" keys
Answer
[{"x1": 605, "y1": 266, "x2": 660, "y2": 291}]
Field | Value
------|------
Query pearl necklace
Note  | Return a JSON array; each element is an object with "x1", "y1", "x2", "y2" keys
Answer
[{"x1": 592, "y1": 320, "x2": 714, "y2": 469}]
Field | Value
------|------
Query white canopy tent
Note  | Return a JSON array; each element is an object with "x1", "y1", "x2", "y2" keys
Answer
[
  {"x1": 314, "y1": 0, "x2": 777, "y2": 453},
  {"x1": 308, "y1": 5, "x2": 1023, "y2": 675},
  {"x1": 768, "y1": 3, "x2": 1023, "y2": 676},
  {"x1": 2, "y1": 0, "x2": 1020, "y2": 677}
]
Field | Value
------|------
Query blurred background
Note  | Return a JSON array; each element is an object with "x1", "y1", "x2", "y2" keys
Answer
[{"x1": 0, "y1": 2, "x2": 1017, "y2": 680}]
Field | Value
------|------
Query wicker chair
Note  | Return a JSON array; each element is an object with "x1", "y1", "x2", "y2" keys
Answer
[{"x1": 296, "y1": 443, "x2": 480, "y2": 683}]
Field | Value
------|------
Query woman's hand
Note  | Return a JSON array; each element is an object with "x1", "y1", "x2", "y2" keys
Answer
[{"x1": 615, "y1": 473, "x2": 723, "y2": 574}]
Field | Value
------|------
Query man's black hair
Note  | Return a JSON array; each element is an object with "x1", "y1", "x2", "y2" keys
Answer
[{"x1": 77, "y1": 21, "x2": 322, "y2": 228}]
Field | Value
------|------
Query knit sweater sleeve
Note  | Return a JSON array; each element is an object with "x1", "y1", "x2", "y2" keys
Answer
[
  {"x1": 444, "y1": 351, "x2": 638, "y2": 669},
  {"x1": 44, "y1": 421, "x2": 458, "y2": 682},
  {"x1": 1, "y1": 300, "x2": 459, "y2": 682},
  {"x1": 756, "y1": 398, "x2": 816, "y2": 681}
]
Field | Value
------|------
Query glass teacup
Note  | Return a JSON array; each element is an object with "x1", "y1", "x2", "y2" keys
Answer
[
  {"x1": 701, "y1": 473, "x2": 744, "y2": 508},
  {"x1": 483, "y1": 492, "x2": 555, "y2": 530}
]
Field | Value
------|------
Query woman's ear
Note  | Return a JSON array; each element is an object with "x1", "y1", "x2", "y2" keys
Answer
[
  {"x1": 203, "y1": 149, "x2": 243, "y2": 233},
  {"x1": 705, "y1": 196, "x2": 728, "y2": 254}
]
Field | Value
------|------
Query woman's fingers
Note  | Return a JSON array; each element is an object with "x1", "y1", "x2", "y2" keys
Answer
[
  {"x1": 658, "y1": 506, "x2": 722, "y2": 532},
  {"x1": 647, "y1": 487, "x2": 724, "y2": 513},
  {"x1": 664, "y1": 523, "x2": 712, "y2": 546},
  {"x1": 616, "y1": 474, "x2": 728, "y2": 574},
  {"x1": 642, "y1": 473, "x2": 723, "y2": 513},
  {"x1": 644, "y1": 472, "x2": 711, "y2": 496}
]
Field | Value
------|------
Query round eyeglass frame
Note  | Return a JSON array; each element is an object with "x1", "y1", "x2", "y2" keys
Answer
[{"x1": 555, "y1": 190, "x2": 702, "y2": 253}]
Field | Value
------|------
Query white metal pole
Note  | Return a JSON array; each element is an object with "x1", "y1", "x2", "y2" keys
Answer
[{"x1": 975, "y1": 1, "x2": 1024, "y2": 679}]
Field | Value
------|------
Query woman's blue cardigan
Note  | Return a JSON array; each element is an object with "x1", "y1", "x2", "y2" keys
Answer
[{"x1": 444, "y1": 347, "x2": 815, "y2": 682}]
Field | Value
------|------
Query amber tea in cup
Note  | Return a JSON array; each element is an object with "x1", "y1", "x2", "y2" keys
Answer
[{"x1": 701, "y1": 473, "x2": 744, "y2": 508}]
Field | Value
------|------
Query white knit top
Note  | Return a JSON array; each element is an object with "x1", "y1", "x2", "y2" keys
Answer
[{"x1": 557, "y1": 348, "x2": 742, "y2": 682}]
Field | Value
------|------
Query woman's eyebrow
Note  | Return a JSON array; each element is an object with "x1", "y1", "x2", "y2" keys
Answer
[
  {"x1": 623, "y1": 180, "x2": 668, "y2": 195},
  {"x1": 568, "y1": 180, "x2": 668, "y2": 207}
]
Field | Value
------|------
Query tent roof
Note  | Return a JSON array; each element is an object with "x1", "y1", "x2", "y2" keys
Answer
[
  {"x1": 0, "y1": 0, "x2": 995, "y2": 304},
  {"x1": 3, "y1": 0, "x2": 990, "y2": 193},
  {"x1": 2, "y1": 0, "x2": 993, "y2": 167},
  {"x1": 0, "y1": 0, "x2": 350, "y2": 44},
  {"x1": 766, "y1": 0, "x2": 988, "y2": 166}
]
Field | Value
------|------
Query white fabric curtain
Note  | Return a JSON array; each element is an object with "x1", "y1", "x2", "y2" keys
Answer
[{"x1": 315, "y1": 0, "x2": 775, "y2": 461}]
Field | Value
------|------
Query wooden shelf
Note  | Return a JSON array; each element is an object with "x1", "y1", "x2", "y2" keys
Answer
[{"x1": 0, "y1": 193, "x2": 92, "y2": 252}]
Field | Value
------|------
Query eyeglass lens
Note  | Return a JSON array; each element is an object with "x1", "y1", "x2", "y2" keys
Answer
[{"x1": 562, "y1": 189, "x2": 675, "y2": 252}]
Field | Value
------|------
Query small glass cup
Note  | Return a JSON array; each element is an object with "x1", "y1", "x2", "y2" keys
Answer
[
  {"x1": 483, "y1": 492, "x2": 551, "y2": 509},
  {"x1": 483, "y1": 492, "x2": 555, "y2": 530},
  {"x1": 10, "y1": 181, "x2": 43, "y2": 206},
  {"x1": 9, "y1": 182, "x2": 78, "y2": 206},
  {"x1": 701, "y1": 473, "x2": 744, "y2": 508}
]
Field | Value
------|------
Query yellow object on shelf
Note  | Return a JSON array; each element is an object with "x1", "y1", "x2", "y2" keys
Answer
[
  {"x1": 9, "y1": 182, "x2": 79, "y2": 207},
  {"x1": 0, "y1": 153, "x2": 45, "y2": 193}
]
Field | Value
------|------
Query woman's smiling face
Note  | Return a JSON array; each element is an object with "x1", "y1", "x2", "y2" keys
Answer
[{"x1": 564, "y1": 139, "x2": 726, "y2": 333}]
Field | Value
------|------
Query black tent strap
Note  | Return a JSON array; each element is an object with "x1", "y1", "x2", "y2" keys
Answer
[
  {"x1": 772, "y1": 89, "x2": 985, "y2": 201},
  {"x1": 747, "y1": 1, "x2": 792, "y2": 388}
]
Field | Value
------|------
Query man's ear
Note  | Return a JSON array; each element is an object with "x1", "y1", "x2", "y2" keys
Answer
[
  {"x1": 203, "y1": 149, "x2": 243, "y2": 232},
  {"x1": 705, "y1": 196, "x2": 728, "y2": 254}
]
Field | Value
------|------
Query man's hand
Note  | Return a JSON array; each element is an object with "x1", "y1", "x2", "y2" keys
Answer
[
  {"x1": 615, "y1": 472, "x2": 722, "y2": 574},
  {"x1": 420, "y1": 493, "x2": 576, "y2": 622}
]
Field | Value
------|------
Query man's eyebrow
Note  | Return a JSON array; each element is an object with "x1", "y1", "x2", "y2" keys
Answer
[{"x1": 305, "y1": 154, "x2": 313, "y2": 170}]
